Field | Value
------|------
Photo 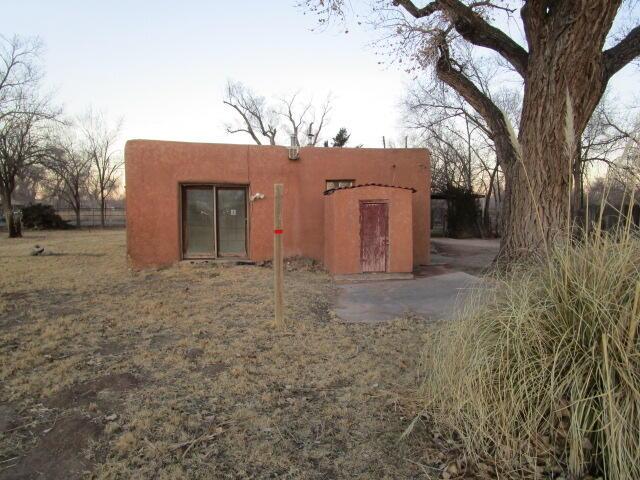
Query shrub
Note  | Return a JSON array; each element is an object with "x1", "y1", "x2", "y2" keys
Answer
[
  {"x1": 20, "y1": 204, "x2": 71, "y2": 230},
  {"x1": 418, "y1": 229, "x2": 640, "y2": 479},
  {"x1": 442, "y1": 184, "x2": 480, "y2": 238}
]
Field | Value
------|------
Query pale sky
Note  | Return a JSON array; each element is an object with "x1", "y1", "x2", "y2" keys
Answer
[
  {"x1": 1, "y1": 1, "x2": 412, "y2": 151},
  {"x1": 2, "y1": 1, "x2": 638, "y2": 154}
]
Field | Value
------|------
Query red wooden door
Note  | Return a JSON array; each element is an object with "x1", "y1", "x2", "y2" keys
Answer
[{"x1": 359, "y1": 202, "x2": 389, "y2": 272}]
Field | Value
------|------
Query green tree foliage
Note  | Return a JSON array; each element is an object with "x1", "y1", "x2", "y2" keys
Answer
[{"x1": 331, "y1": 128, "x2": 350, "y2": 147}]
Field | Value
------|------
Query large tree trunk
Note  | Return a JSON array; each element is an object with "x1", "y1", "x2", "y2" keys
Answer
[
  {"x1": 499, "y1": 156, "x2": 570, "y2": 262},
  {"x1": 100, "y1": 193, "x2": 106, "y2": 228},
  {"x1": 2, "y1": 193, "x2": 21, "y2": 238},
  {"x1": 74, "y1": 206, "x2": 81, "y2": 228},
  {"x1": 497, "y1": 0, "x2": 619, "y2": 263}
]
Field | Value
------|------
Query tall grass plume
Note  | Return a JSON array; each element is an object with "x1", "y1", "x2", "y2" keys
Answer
[{"x1": 419, "y1": 227, "x2": 640, "y2": 478}]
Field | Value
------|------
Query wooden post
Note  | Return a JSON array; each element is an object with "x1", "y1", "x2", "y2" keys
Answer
[{"x1": 273, "y1": 184, "x2": 285, "y2": 327}]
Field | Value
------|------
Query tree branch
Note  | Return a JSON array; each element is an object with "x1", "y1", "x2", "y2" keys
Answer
[
  {"x1": 393, "y1": 0, "x2": 440, "y2": 18},
  {"x1": 222, "y1": 100, "x2": 263, "y2": 145},
  {"x1": 435, "y1": 45, "x2": 517, "y2": 168},
  {"x1": 603, "y1": 25, "x2": 640, "y2": 80},
  {"x1": 395, "y1": 0, "x2": 528, "y2": 76}
]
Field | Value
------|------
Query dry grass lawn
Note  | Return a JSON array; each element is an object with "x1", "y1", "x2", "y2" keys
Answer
[{"x1": 0, "y1": 230, "x2": 438, "y2": 479}]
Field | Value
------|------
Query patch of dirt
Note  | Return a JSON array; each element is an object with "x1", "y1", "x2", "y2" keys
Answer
[
  {"x1": 96, "y1": 339, "x2": 128, "y2": 356},
  {"x1": 259, "y1": 256, "x2": 324, "y2": 272},
  {"x1": 46, "y1": 373, "x2": 142, "y2": 410},
  {"x1": 200, "y1": 363, "x2": 229, "y2": 379},
  {"x1": 0, "y1": 413, "x2": 102, "y2": 480},
  {"x1": 284, "y1": 256, "x2": 323, "y2": 272},
  {"x1": 184, "y1": 347, "x2": 204, "y2": 360},
  {"x1": 308, "y1": 297, "x2": 333, "y2": 323},
  {"x1": 0, "y1": 290, "x2": 81, "y2": 331},
  {"x1": 0, "y1": 293, "x2": 32, "y2": 329},
  {"x1": 149, "y1": 332, "x2": 185, "y2": 350},
  {"x1": 0, "y1": 404, "x2": 20, "y2": 433}
]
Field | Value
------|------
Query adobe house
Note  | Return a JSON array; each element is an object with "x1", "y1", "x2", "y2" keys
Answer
[{"x1": 125, "y1": 140, "x2": 430, "y2": 274}]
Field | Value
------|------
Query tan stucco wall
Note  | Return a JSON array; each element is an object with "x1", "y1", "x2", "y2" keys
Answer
[
  {"x1": 324, "y1": 186, "x2": 414, "y2": 274},
  {"x1": 125, "y1": 140, "x2": 430, "y2": 269}
]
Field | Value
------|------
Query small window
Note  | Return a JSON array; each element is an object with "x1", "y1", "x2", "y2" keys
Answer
[{"x1": 326, "y1": 179, "x2": 355, "y2": 190}]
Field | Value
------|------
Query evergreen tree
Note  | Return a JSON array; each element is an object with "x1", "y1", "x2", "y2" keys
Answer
[{"x1": 332, "y1": 128, "x2": 350, "y2": 147}]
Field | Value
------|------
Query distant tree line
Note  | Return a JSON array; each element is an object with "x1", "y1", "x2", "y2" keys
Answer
[{"x1": 0, "y1": 35, "x2": 123, "y2": 237}]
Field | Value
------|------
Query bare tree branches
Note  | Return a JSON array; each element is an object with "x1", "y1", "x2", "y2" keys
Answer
[
  {"x1": 222, "y1": 80, "x2": 333, "y2": 146},
  {"x1": 278, "y1": 91, "x2": 311, "y2": 145},
  {"x1": 395, "y1": 0, "x2": 529, "y2": 76},
  {"x1": 223, "y1": 80, "x2": 278, "y2": 145},
  {"x1": 0, "y1": 35, "x2": 57, "y2": 237},
  {"x1": 81, "y1": 110, "x2": 123, "y2": 228},
  {"x1": 0, "y1": 35, "x2": 43, "y2": 123},
  {"x1": 308, "y1": 94, "x2": 332, "y2": 146},
  {"x1": 42, "y1": 127, "x2": 92, "y2": 227}
]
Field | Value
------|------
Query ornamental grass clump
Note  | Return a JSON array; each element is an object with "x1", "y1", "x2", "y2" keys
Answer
[{"x1": 419, "y1": 227, "x2": 640, "y2": 479}]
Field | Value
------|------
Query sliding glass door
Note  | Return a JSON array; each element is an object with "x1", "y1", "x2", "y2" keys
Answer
[
  {"x1": 216, "y1": 188, "x2": 247, "y2": 256},
  {"x1": 182, "y1": 187, "x2": 215, "y2": 257},
  {"x1": 182, "y1": 185, "x2": 247, "y2": 259}
]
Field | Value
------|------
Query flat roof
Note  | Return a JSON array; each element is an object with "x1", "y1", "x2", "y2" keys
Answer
[{"x1": 324, "y1": 183, "x2": 417, "y2": 195}]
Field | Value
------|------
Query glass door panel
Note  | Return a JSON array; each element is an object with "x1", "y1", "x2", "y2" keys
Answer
[
  {"x1": 216, "y1": 188, "x2": 246, "y2": 256},
  {"x1": 183, "y1": 187, "x2": 215, "y2": 257}
]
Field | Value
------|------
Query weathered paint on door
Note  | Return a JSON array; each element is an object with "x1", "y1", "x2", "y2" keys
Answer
[{"x1": 359, "y1": 202, "x2": 389, "y2": 272}]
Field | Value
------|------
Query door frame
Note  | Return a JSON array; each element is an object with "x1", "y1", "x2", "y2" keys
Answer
[
  {"x1": 180, "y1": 183, "x2": 249, "y2": 260},
  {"x1": 359, "y1": 200, "x2": 389, "y2": 273}
]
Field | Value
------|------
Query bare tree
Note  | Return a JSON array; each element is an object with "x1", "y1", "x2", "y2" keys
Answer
[
  {"x1": 404, "y1": 67, "x2": 520, "y2": 236},
  {"x1": 82, "y1": 110, "x2": 123, "y2": 228},
  {"x1": 0, "y1": 35, "x2": 42, "y2": 121},
  {"x1": 304, "y1": 0, "x2": 640, "y2": 262},
  {"x1": 606, "y1": 121, "x2": 640, "y2": 191},
  {"x1": 573, "y1": 94, "x2": 637, "y2": 211},
  {"x1": 278, "y1": 92, "x2": 333, "y2": 146},
  {"x1": 14, "y1": 164, "x2": 46, "y2": 204},
  {"x1": 223, "y1": 79, "x2": 332, "y2": 146},
  {"x1": 278, "y1": 91, "x2": 311, "y2": 146},
  {"x1": 0, "y1": 99, "x2": 54, "y2": 236},
  {"x1": 43, "y1": 128, "x2": 92, "y2": 227},
  {"x1": 307, "y1": 94, "x2": 332, "y2": 146},
  {"x1": 0, "y1": 35, "x2": 51, "y2": 237},
  {"x1": 223, "y1": 80, "x2": 278, "y2": 145}
]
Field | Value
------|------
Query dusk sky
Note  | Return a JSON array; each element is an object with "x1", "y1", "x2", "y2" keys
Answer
[{"x1": 2, "y1": 1, "x2": 639, "y2": 153}]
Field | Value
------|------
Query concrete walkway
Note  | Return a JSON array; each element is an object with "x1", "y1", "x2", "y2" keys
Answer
[
  {"x1": 333, "y1": 237, "x2": 497, "y2": 323},
  {"x1": 334, "y1": 271, "x2": 480, "y2": 323},
  {"x1": 431, "y1": 237, "x2": 499, "y2": 275}
]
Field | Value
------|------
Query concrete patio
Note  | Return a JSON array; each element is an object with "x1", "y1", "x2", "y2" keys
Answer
[
  {"x1": 333, "y1": 238, "x2": 498, "y2": 323},
  {"x1": 334, "y1": 271, "x2": 480, "y2": 323}
]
